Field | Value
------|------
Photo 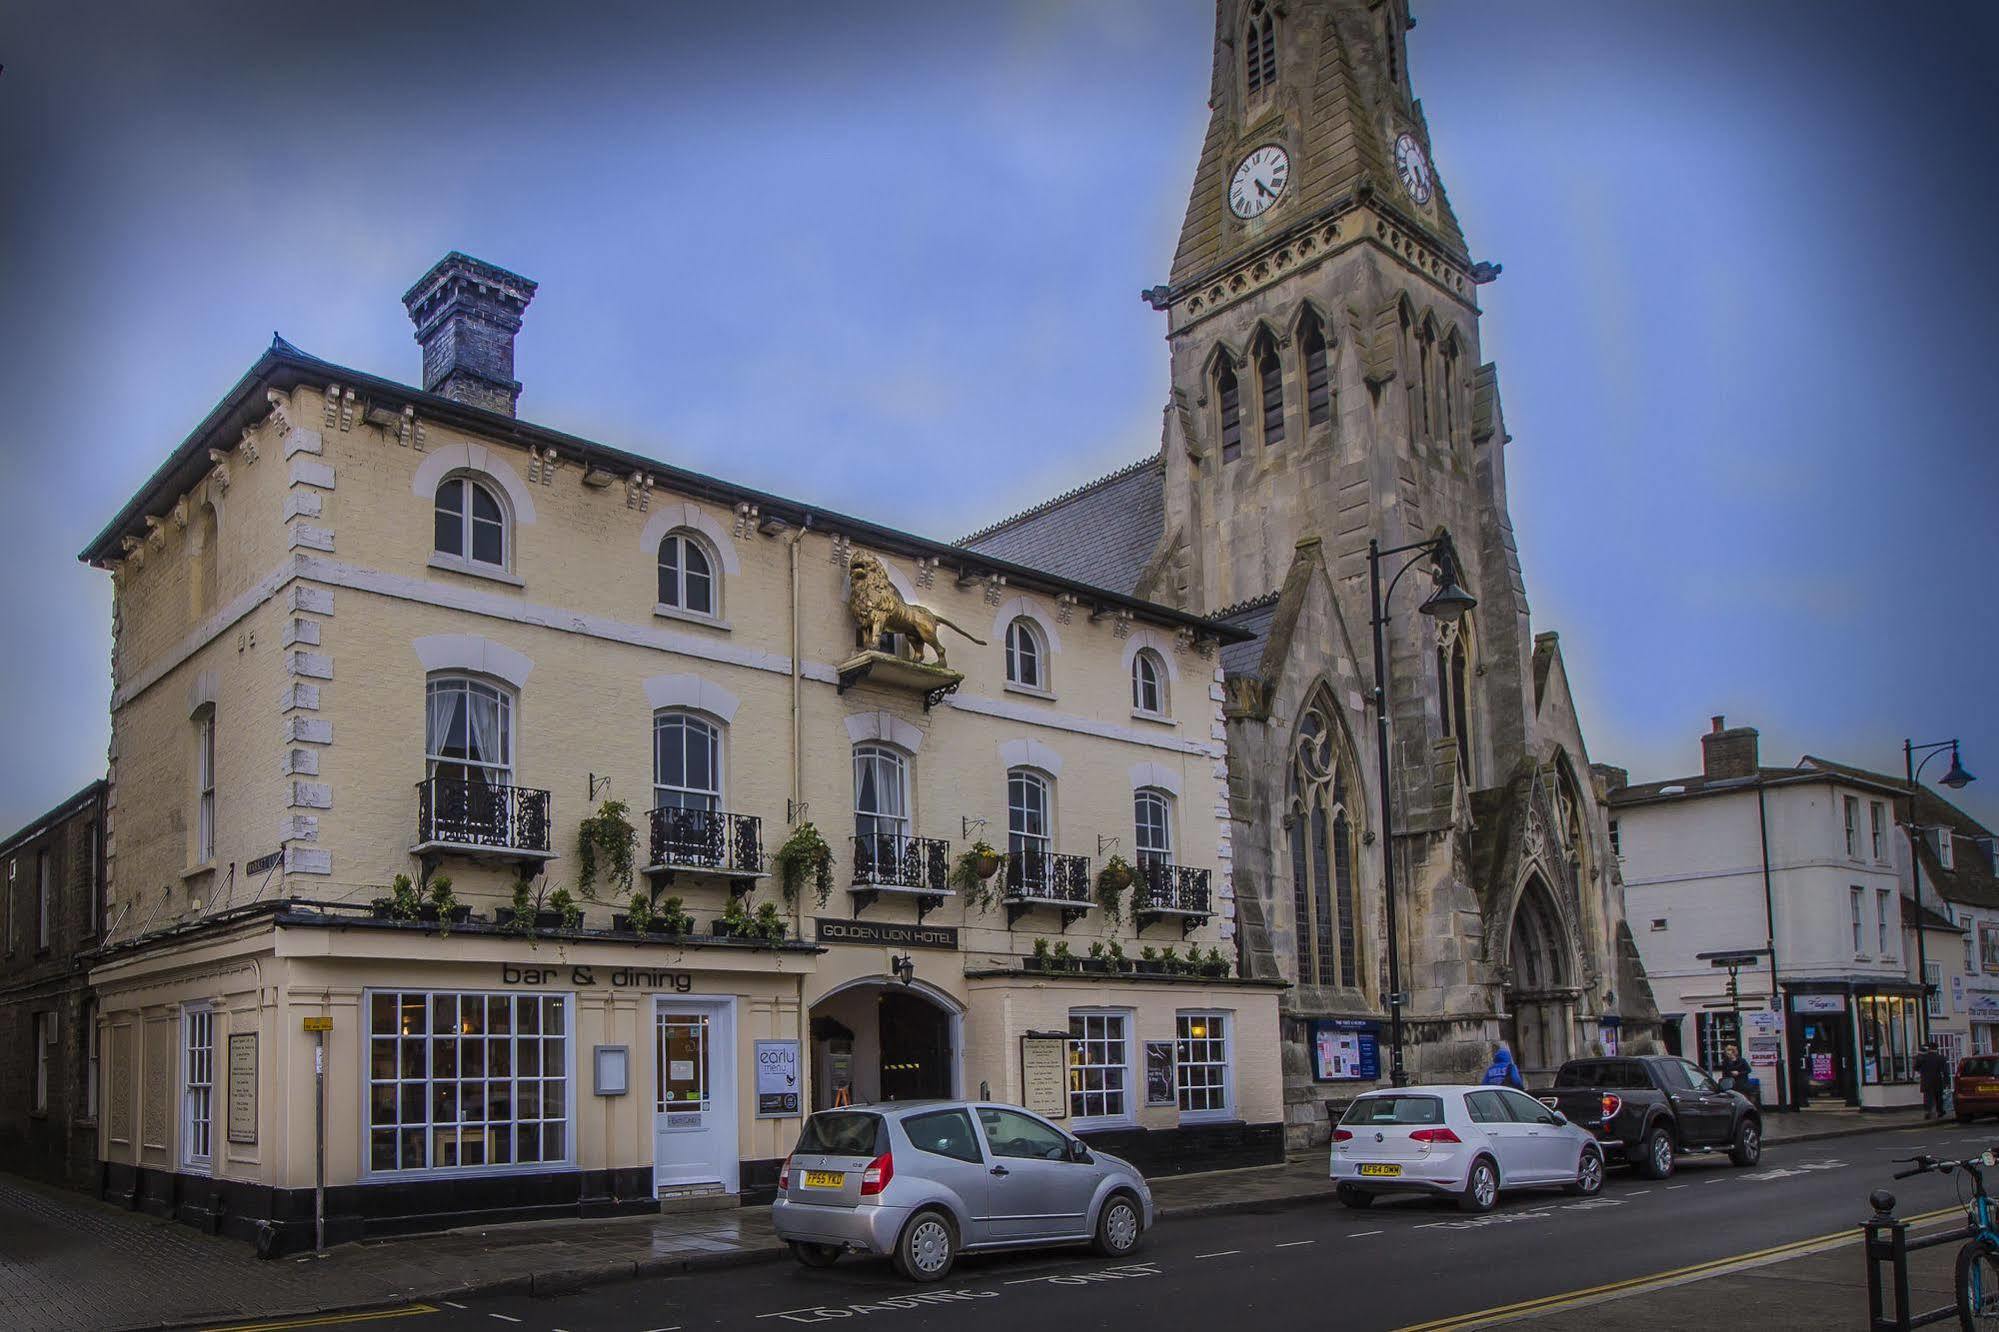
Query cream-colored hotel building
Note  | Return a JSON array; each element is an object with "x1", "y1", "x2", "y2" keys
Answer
[{"x1": 80, "y1": 254, "x2": 1280, "y2": 1250}]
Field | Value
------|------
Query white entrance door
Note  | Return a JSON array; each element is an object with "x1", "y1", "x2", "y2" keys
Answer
[{"x1": 654, "y1": 999, "x2": 737, "y2": 1193}]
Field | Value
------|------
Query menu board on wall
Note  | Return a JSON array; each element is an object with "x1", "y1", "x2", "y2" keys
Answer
[
  {"x1": 227, "y1": 1033, "x2": 257, "y2": 1145},
  {"x1": 1020, "y1": 1033, "x2": 1069, "y2": 1119}
]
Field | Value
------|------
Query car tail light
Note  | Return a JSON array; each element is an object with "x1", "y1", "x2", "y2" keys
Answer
[
  {"x1": 1333, "y1": 1129, "x2": 1353, "y2": 1142},
  {"x1": 778, "y1": 1155, "x2": 792, "y2": 1191},
  {"x1": 860, "y1": 1150, "x2": 894, "y2": 1196},
  {"x1": 1410, "y1": 1128, "x2": 1462, "y2": 1144},
  {"x1": 1600, "y1": 1093, "x2": 1623, "y2": 1121}
]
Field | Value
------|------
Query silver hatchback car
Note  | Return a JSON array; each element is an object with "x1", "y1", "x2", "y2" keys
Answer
[{"x1": 771, "y1": 1100, "x2": 1155, "y2": 1282}]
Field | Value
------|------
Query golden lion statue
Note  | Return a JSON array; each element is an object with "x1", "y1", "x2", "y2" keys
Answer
[{"x1": 847, "y1": 553, "x2": 986, "y2": 667}]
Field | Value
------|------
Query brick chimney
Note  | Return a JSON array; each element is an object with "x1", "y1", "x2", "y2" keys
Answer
[
  {"x1": 1700, "y1": 715, "x2": 1760, "y2": 780},
  {"x1": 401, "y1": 252, "x2": 538, "y2": 417}
]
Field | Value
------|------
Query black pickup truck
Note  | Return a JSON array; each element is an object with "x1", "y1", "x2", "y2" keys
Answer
[{"x1": 1538, "y1": 1055, "x2": 1762, "y2": 1179}]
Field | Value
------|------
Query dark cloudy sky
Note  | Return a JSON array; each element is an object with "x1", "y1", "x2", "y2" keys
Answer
[{"x1": 1, "y1": 0, "x2": 1995, "y2": 829}]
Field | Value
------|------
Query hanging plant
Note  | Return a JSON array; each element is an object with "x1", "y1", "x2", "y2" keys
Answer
[
  {"x1": 1095, "y1": 855, "x2": 1133, "y2": 922},
  {"x1": 775, "y1": 821, "x2": 834, "y2": 907},
  {"x1": 576, "y1": 800, "x2": 638, "y2": 900},
  {"x1": 547, "y1": 886, "x2": 584, "y2": 932},
  {"x1": 950, "y1": 841, "x2": 1004, "y2": 910}
]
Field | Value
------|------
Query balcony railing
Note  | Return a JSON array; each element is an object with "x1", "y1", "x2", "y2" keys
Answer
[
  {"x1": 850, "y1": 832, "x2": 951, "y2": 911},
  {"x1": 647, "y1": 806, "x2": 765, "y2": 879},
  {"x1": 1003, "y1": 849, "x2": 1092, "y2": 928},
  {"x1": 415, "y1": 778, "x2": 553, "y2": 858},
  {"x1": 1134, "y1": 858, "x2": 1213, "y2": 930}
]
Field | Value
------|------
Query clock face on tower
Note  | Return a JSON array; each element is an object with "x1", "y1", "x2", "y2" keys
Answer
[
  {"x1": 1393, "y1": 132, "x2": 1433, "y2": 206},
  {"x1": 1228, "y1": 145, "x2": 1290, "y2": 219}
]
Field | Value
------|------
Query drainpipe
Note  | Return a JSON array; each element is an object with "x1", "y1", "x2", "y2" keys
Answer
[
  {"x1": 1756, "y1": 781, "x2": 1788, "y2": 1108},
  {"x1": 787, "y1": 517, "x2": 811, "y2": 937}
]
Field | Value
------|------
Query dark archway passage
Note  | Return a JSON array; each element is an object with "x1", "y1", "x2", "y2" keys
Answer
[{"x1": 1503, "y1": 875, "x2": 1575, "y2": 1079}]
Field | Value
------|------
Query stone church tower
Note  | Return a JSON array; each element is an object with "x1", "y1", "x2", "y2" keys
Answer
[{"x1": 966, "y1": 0, "x2": 1658, "y2": 1145}]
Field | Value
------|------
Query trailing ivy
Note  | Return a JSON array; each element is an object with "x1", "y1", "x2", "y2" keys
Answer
[
  {"x1": 576, "y1": 800, "x2": 638, "y2": 900},
  {"x1": 949, "y1": 841, "x2": 1003, "y2": 911},
  {"x1": 1094, "y1": 854, "x2": 1133, "y2": 923},
  {"x1": 775, "y1": 821, "x2": 834, "y2": 907}
]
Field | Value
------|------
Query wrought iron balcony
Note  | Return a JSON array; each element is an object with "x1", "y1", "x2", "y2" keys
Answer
[
  {"x1": 414, "y1": 778, "x2": 554, "y2": 863},
  {"x1": 1003, "y1": 850, "x2": 1093, "y2": 928},
  {"x1": 850, "y1": 832, "x2": 951, "y2": 921},
  {"x1": 646, "y1": 806, "x2": 765, "y2": 883},
  {"x1": 1134, "y1": 859, "x2": 1213, "y2": 935}
]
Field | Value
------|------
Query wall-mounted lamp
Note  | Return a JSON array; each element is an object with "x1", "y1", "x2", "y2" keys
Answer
[{"x1": 891, "y1": 953, "x2": 916, "y2": 987}]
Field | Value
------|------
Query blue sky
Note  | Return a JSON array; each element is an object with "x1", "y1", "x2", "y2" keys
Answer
[{"x1": 1, "y1": 0, "x2": 1994, "y2": 829}]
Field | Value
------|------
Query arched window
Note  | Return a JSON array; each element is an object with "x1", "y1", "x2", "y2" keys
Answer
[
  {"x1": 425, "y1": 676, "x2": 514, "y2": 788},
  {"x1": 1244, "y1": 2, "x2": 1277, "y2": 97},
  {"x1": 1436, "y1": 623, "x2": 1473, "y2": 781},
  {"x1": 1441, "y1": 333, "x2": 1461, "y2": 448},
  {"x1": 1288, "y1": 690, "x2": 1358, "y2": 988},
  {"x1": 653, "y1": 712, "x2": 721, "y2": 812},
  {"x1": 1300, "y1": 312, "x2": 1334, "y2": 429},
  {"x1": 1004, "y1": 617, "x2": 1046, "y2": 691},
  {"x1": 1413, "y1": 321, "x2": 1435, "y2": 437},
  {"x1": 1217, "y1": 360, "x2": 1243, "y2": 463},
  {"x1": 1008, "y1": 767, "x2": 1053, "y2": 865},
  {"x1": 1134, "y1": 788, "x2": 1173, "y2": 867},
  {"x1": 1131, "y1": 649, "x2": 1168, "y2": 717},
  {"x1": 853, "y1": 744, "x2": 910, "y2": 841},
  {"x1": 657, "y1": 531, "x2": 716, "y2": 616},
  {"x1": 434, "y1": 475, "x2": 507, "y2": 569},
  {"x1": 1255, "y1": 333, "x2": 1285, "y2": 448}
]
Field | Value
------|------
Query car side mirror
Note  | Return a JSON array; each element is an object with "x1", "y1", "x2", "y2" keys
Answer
[
  {"x1": 1548, "y1": 1111, "x2": 1567, "y2": 1127},
  {"x1": 1067, "y1": 1139, "x2": 1093, "y2": 1164}
]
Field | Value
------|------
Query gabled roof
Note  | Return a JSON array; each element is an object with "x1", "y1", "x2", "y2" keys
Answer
[
  {"x1": 1214, "y1": 592, "x2": 1282, "y2": 677},
  {"x1": 0, "y1": 779, "x2": 106, "y2": 860},
  {"x1": 957, "y1": 456, "x2": 1165, "y2": 598},
  {"x1": 1608, "y1": 764, "x2": 1906, "y2": 809},
  {"x1": 80, "y1": 342, "x2": 1245, "y2": 644},
  {"x1": 1799, "y1": 756, "x2": 1999, "y2": 912}
]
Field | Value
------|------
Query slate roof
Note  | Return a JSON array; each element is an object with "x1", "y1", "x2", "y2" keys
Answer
[
  {"x1": 1605, "y1": 766, "x2": 1868, "y2": 808},
  {"x1": 957, "y1": 457, "x2": 1164, "y2": 598},
  {"x1": 1214, "y1": 593, "x2": 1282, "y2": 677},
  {"x1": 1799, "y1": 756, "x2": 1999, "y2": 912}
]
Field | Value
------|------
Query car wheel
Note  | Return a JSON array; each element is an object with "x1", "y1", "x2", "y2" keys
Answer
[
  {"x1": 1457, "y1": 1157, "x2": 1499, "y2": 1213},
  {"x1": 1336, "y1": 1184, "x2": 1375, "y2": 1209},
  {"x1": 1639, "y1": 1125, "x2": 1676, "y2": 1180},
  {"x1": 790, "y1": 1241, "x2": 842, "y2": 1269},
  {"x1": 1566, "y1": 1147, "x2": 1605, "y2": 1197},
  {"x1": 893, "y1": 1209, "x2": 957, "y2": 1283},
  {"x1": 1093, "y1": 1191, "x2": 1144, "y2": 1258},
  {"x1": 1729, "y1": 1118, "x2": 1762, "y2": 1168}
]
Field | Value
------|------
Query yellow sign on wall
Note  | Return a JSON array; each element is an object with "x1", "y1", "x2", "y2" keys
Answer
[{"x1": 302, "y1": 1016, "x2": 333, "y2": 1032}]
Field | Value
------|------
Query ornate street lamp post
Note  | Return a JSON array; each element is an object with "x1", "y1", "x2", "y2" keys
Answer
[
  {"x1": 1905, "y1": 738, "x2": 1975, "y2": 1042},
  {"x1": 1368, "y1": 530, "x2": 1476, "y2": 1087}
]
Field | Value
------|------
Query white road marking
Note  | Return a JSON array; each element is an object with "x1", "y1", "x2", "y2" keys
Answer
[
  {"x1": 488, "y1": 1318, "x2": 522, "y2": 1326},
  {"x1": 1275, "y1": 1240, "x2": 1315, "y2": 1248},
  {"x1": 1705, "y1": 1177, "x2": 1727, "y2": 1184},
  {"x1": 1196, "y1": 1250, "x2": 1241, "y2": 1259},
  {"x1": 442, "y1": 1303, "x2": 467, "y2": 1310},
  {"x1": 1348, "y1": 1230, "x2": 1383, "y2": 1237},
  {"x1": 1667, "y1": 1184, "x2": 1689, "y2": 1190}
]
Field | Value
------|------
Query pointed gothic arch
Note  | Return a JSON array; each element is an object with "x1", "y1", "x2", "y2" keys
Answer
[
  {"x1": 1286, "y1": 683, "x2": 1367, "y2": 993},
  {"x1": 1243, "y1": 1, "x2": 1278, "y2": 100},
  {"x1": 1248, "y1": 324, "x2": 1286, "y2": 449},
  {"x1": 1502, "y1": 868, "x2": 1581, "y2": 1075},
  {"x1": 1209, "y1": 341, "x2": 1247, "y2": 464},
  {"x1": 1435, "y1": 614, "x2": 1476, "y2": 784}
]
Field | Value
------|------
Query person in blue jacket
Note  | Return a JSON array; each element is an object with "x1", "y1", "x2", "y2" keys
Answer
[{"x1": 1480, "y1": 1046, "x2": 1525, "y2": 1089}]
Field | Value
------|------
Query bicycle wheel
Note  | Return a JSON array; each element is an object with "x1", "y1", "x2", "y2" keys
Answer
[{"x1": 1955, "y1": 1241, "x2": 1999, "y2": 1328}]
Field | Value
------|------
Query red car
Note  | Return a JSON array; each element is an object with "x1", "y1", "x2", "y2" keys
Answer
[{"x1": 1956, "y1": 1055, "x2": 1999, "y2": 1122}]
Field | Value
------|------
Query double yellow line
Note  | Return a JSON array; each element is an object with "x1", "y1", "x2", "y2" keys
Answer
[
  {"x1": 1394, "y1": 1206, "x2": 1962, "y2": 1331},
  {"x1": 200, "y1": 1304, "x2": 437, "y2": 1332}
]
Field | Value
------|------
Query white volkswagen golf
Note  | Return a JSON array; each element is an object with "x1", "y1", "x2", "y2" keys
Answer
[{"x1": 1329, "y1": 1085, "x2": 1604, "y2": 1212}]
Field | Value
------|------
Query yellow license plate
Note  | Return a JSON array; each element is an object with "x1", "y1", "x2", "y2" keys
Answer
[
  {"x1": 1978, "y1": 1084, "x2": 1999, "y2": 1095},
  {"x1": 804, "y1": 1170, "x2": 845, "y2": 1188},
  {"x1": 1358, "y1": 1163, "x2": 1402, "y2": 1178}
]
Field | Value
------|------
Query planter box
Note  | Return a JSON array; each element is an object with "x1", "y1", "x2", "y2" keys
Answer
[{"x1": 495, "y1": 908, "x2": 569, "y2": 931}]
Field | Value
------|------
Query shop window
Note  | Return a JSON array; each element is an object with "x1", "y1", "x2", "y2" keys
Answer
[
  {"x1": 182, "y1": 1007, "x2": 214, "y2": 1170},
  {"x1": 1695, "y1": 1012, "x2": 1740, "y2": 1072},
  {"x1": 1858, "y1": 994, "x2": 1917, "y2": 1086},
  {"x1": 1176, "y1": 1011, "x2": 1230, "y2": 1117},
  {"x1": 1067, "y1": 1010, "x2": 1131, "y2": 1124},
  {"x1": 367, "y1": 990, "x2": 571, "y2": 1174}
]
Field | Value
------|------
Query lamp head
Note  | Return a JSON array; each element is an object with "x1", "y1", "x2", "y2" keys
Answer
[
  {"x1": 1943, "y1": 747, "x2": 1975, "y2": 790},
  {"x1": 1419, "y1": 578, "x2": 1478, "y2": 622},
  {"x1": 891, "y1": 953, "x2": 916, "y2": 986}
]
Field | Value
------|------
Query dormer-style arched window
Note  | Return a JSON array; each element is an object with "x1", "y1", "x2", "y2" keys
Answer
[
  {"x1": 1244, "y1": 2, "x2": 1277, "y2": 98},
  {"x1": 658, "y1": 530, "x2": 717, "y2": 616},
  {"x1": 1131, "y1": 648, "x2": 1168, "y2": 718},
  {"x1": 434, "y1": 475, "x2": 507, "y2": 569},
  {"x1": 1254, "y1": 332, "x2": 1285, "y2": 449},
  {"x1": 1288, "y1": 688, "x2": 1360, "y2": 989},
  {"x1": 1300, "y1": 310, "x2": 1334, "y2": 429},
  {"x1": 1004, "y1": 616, "x2": 1047, "y2": 691},
  {"x1": 1217, "y1": 359, "x2": 1243, "y2": 463}
]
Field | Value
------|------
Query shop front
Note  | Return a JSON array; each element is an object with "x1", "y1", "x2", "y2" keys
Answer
[
  {"x1": 1784, "y1": 982, "x2": 1925, "y2": 1111},
  {"x1": 90, "y1": 907, "x2": 814, "y2": 1254}
]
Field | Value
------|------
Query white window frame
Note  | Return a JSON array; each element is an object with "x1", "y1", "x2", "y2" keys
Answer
[
  {"x1": 1004, "y1": 617, "x2": 1048, "y2": 693},
  {"x1": 1878, "y1": 887, "x2": 1893, "y2": 957},
  {"x1": 1067, "y1": 1008, "x2": 1135, "y2": 1128},
  {"x1": 195, "y1": 708, "x2": 216, "y2": 866},
  {"x1": 1134, "y1": 788, "x2": 1174, "y2": 867},
  {"x1": 32, "y1": 1011, "x2": 51, "y2": 1114},
  {"x1": 852, "y1": 744, "x2": 911, "y2": 840},
  {"x1": 656, "y1": 530, "x2": 719, "y2": 619},
  {"x1": 1131, "y1": 649, "x2": 1168, "y2": 718},
  {"x1": 362, "y1": 988, "x2": 576, "y2": 1180},
  {"x1": 1926, "y1": 960, "x2": 1944, "y2": 1018},
  {"x1": 1844, "y1": 795, "x2": 1861, "y2": 859},
  {"x1": 424, "y1": 676, "x2": 516, "y2": 787},
  {"x1": 1940, "y1": 830, "x2": 1957, "y2": 871},
  {"x1": 652, "y1": 710, "x2": 723, "y2": 813},
  {"x1": 1175, "y1": 1010, "x2": 1234, "y2": 1122},
  {"x1": 1007, "y1": 768, "x2": 1053, "y2": 860},
  {"x1": 36, "y1": 850, "x2": 51, "y2": 951},
  {"x1": 433, "y1": 474, "x2": 510, "y2": 571},
  {"x1": 1851, "y1": 886, "x2": 1864, "y2": 956},
  {"x1": 182, "y1": 1005, "x2": 214, "y2": 1171},
  {"x1": 1871, "y1": 802, "x2": 1887, "y2": 862}
]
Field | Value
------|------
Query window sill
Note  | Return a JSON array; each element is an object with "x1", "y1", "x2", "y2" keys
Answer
[
  {"x1": 1130, "y1": 709, "x2": 1175, "y2": 727},
  {"x1": 181, "y1": 861, "x2": 217, "y2": 881},
  {"x1": 1070, "y1": 1116, "x2": 1136, "y2": 1134},
  {"x1": 1176, "y1": 1111, "x2": 1240, "y2": 1126},
  {"x1": 427, "y1": 553, "x2": 526, "y2": 588},
  {"x1": 653, "y1": 603, "x2": 730, "y2": 632},
  {"x1": 1003, "y1": 683, "x2": 1056, "y2": 702}
]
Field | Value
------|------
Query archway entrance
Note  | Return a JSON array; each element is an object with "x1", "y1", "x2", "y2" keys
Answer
[
  {"x1": 1503, "y1": 875, "x2": 1576, "y2": 1080},
  {"x1": 809, "y1": 980, "x2": 959, "y2": 1109}
]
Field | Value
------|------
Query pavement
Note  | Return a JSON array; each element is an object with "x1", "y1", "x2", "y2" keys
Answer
[{"x1": 0, "y1": 1103, "x2": 1949, "y2": 1332}]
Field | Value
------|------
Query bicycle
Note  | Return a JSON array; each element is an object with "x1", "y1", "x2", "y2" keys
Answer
[{"x1": 1894, "y1": 1150, "x2": 1999, "y2": 1328}]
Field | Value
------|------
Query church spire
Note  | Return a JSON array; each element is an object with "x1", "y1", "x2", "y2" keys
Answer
[{"x1": 1167, "y1": 0, "x2": 1468, "y2": 292}]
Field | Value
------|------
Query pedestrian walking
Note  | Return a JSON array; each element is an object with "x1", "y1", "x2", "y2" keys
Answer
[
  {"x1": 1481, "y1": 1046, "x2": 1525, "y2": 1090},
  {"x1": 1916, "y1": 1042, "x2": 1951, "y2": 1119}
]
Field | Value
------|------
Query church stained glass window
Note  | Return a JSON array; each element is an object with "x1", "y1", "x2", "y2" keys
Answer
[{"x1": 1288, "y1": 690, "x2": 1358, "y2": 989}]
